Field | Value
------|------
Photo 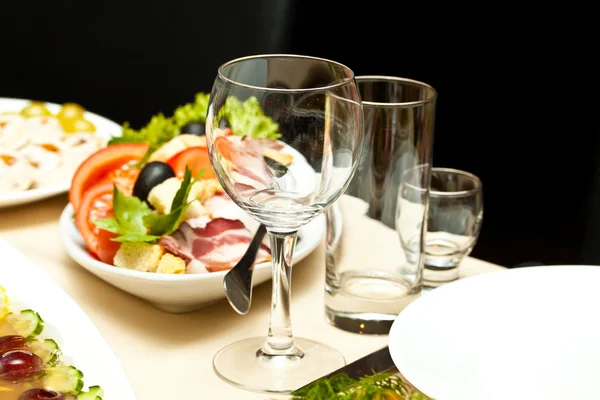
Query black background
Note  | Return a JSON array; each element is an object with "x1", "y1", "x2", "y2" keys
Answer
[{"x1": 0, "y1": 0, "x2": 595, "y2": 267}]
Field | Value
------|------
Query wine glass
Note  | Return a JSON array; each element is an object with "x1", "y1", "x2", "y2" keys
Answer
[{"x1": 205, "y1": 54, "x2": 363, "y2": 393}]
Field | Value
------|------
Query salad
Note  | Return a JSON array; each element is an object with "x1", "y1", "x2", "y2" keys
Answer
[
  {"x1": 70, "y1": 93, "x2": 294, "y2": 274},
  {"x1": 291, "y1": 371, "x2": 432, "y2": 400},
  {"x1": 0, "y1": 286, "x2": 103, "y2": 399},
  {"x1": 0, "y1": 102, "x2": 106, "y2": 194}
]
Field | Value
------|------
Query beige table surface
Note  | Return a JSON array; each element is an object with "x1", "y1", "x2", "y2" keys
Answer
[{"x1": 0, "y1": 194, "x2": 504, "y2": 399}]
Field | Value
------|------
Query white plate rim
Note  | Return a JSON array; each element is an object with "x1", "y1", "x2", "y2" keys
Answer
[
  {"x1": 59, "y1": 203, "x2": 325, "y2": 282},
  {"x1": 0, "y1": 237, "x2": 137, "y2": 399},
  {"x1": 0, "y1": 97, "x2": 122, "y2": 207}
]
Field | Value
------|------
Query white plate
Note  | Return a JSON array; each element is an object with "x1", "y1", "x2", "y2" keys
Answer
[
  {"x1": 389, "y1": 265, "x2": 600, "y2": 400},
  {"x1": 0, "y1": 238, "x2": 136, "y2": 399},
  {"x1": 59, "y1": 204, "x2": 325, "y2": 313},
  {"x1": 0, "y1": 97, "x2": 121, "y2": 208}
]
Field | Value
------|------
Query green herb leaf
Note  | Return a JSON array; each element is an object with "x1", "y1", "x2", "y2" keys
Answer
[
  {"x1": 92, "y1": 218, "x2": 120, "y2": 233},
  {"x1": 217, "y1": 96, "x2": 281, "y2": 139},
  {"x1": 143, "y1": 167, "x2": 202, "y2": 236},
  {"x1": 111, "y1": 233, "x2": 160, "y2": 243},
  {"x1": 92, "y1": 185, "x2": 154, "y2": 243},
  {"x1": 112, "y1": 185, "x2": 153, "y2": 234}
]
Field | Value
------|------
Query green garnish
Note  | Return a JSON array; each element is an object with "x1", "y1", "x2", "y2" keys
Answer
[
  {"x1": 108, "y1": 92, "x2": 280, "y2": 166},
  {"x1": 143, "y1": 167, "x2": 203, "y2": 236},
  {"x1": 217, "y1": 96, "x2": 281, "y2": 139},
  {"x1": 92, "y1": 186, "x2": 158, "y2": 243},
  {"x1": 173, "y1": 92, "x2": 210, "y2": 127},
  {"x1": 93, "y1": 167, "x2": 202, "y2": 242},
  {"x1": 108, "y1": 93, "x2": 211, "y2": 164},
  {"x1": 291, "y1": 372, "x2": 432, "y2": 400}
]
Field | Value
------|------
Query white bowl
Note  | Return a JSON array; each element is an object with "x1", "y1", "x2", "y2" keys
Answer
[{"x1": 59, "y1": 204, "x2": 325, "y2": 313}]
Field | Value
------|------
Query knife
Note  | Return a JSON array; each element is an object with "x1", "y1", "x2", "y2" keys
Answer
[{"x1": 295, "y1": 346, "x2": 396, "y2": 392}]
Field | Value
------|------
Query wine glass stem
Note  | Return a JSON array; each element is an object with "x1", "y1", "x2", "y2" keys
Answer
[{"x1": 260, "y1": 230, "x2": 302, "y2": 358}]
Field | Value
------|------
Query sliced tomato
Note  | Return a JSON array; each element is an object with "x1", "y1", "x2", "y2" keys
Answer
[
  {"x1": 69, "y1": 143, "x2": 149, "y2": 210},
  {"x1": 97, "y1": 166, "x2": 141, "y2": 197},
  {"x1": 97, "y1": 228, "x2": 121, "y2": 265},
  {"x1": 214, "y1": 136, "x2": 233, "y2": 160},
  {"x1": 75, "y1": 182, "x2": 114, "y2": 257},
  {"x1": 167, "y1": 146, "x2": 216, "y2": 180}
]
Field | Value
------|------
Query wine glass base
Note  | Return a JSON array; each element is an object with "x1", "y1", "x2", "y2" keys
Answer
[{"x1": 213, "y1": 336, "x2": 346, "y2": 394}]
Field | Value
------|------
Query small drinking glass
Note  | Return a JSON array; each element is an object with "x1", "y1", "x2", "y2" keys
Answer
[
  {"x1": 205, "y1": 54, "x2": 363, "y2": 393},
  {"x1": 401, "y1": 167, "x2": 483, "y2": 287}
]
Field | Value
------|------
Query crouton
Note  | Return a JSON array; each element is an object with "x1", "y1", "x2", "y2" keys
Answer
[
  {"x1": 190, "y1": 179, "x2": 223, "y2": 203},
  {"x1": 156, "y1": 253, "x2": 187, "y2": 274},
  {"x1": 148, "y1": 134, "x2": 206, "y2": 162},
  {"x1": 264, "y1": 148, "x2": 293, "y2": 166},
  {"x1": 147, "y1": 177, "x2": 182, "y2": 214},
  {"x1": 113, "y1": 243, "x2": 165, "y2": 272},
  {"x1": 147, "y1": 177, "x2": 211, "y2": 220}
]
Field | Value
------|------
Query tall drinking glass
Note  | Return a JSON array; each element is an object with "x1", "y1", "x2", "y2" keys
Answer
[
  {"x1": 205, "y1": 55, "x2": 363, "y2": 393},
  {"x1": 325, "y1": 76, "x2": 436, "y2": 334}
]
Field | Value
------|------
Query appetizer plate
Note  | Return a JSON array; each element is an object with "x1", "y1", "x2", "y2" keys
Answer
[
  {"x1": 388, "y1": 265, "x2": 600, "y2": 400},
  {"x1": 59, "y1": 205, "x2": 326, "y2": 313},
  {"x1": 0, "y1": 97, "x2": 121, "y2": 208},
  {"x1": 0, "y1": 238, "x2": 136, "y2": 399}
]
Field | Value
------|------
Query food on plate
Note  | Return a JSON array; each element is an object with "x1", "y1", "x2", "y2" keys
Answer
[
  {"x1": 290, "y1": 371, "x2": 432, "y2": 400},
  {"x1": 69, "y1": 93, "x2": 296, "y2": 275},
  {"x1": 131, "y1": 162, "x2": 175, "y2": 203},
  {"x1": 0, "y1": 102, "x2": 107, "y2": 194},
  {"x1": 0, "y1": 286, "x2": 104, "y2": 400}
]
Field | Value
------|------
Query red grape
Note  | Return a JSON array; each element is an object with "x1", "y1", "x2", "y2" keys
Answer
[
  {"x1": 0, "y1": 349, "x2": 44, "y2": 381},
  {"x1": 18, "y1": 389, "x2": 77, "y2": 400},
  {"x1": 0, "y1": 335, "x2": 27, "y2": 351}
]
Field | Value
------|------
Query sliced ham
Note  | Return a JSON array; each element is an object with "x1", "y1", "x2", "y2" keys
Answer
[
  {"x1": 221, "y1": 136, "x2": 286, "y2": 190},
  {"x1": 159, "y1": 217, "x2": 271, "y2": 273}
]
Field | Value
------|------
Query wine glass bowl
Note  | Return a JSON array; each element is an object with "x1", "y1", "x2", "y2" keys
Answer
[{"x1": 205, "y1": 54, "x2": 363, "y2": 393}]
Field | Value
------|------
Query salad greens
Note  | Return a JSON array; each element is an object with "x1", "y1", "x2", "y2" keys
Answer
[
  {"x1": 93, "y1": 167, "x2": 202, "y2": 243},
  {"x1": 108, "y1": 93, "x2": 210, "y2": 148},
  {"x1": 217, "y1": 96, "x2": 281, "y2": 139},
  {"x1": 291, "y1": 372, "x2": 432, "y2": 400},
  {"x1": 108, "y1": 93, "x2": 211, "y2": 165},
  {"x1": 109, "y1": 92, "x2": 281, "y2": 151}
]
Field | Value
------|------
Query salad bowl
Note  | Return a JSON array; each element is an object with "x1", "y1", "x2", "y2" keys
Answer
[
  {"x1": 58, "y1": 92, "x2": 326, "y2": 313},
  {"x1": 59, "y1": 206, "x2": 325, "y2": 313}
]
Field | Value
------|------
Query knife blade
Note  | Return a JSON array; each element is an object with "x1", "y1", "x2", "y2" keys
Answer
[{"x1": 295, "y1": 346, "x2": 396, "y2": 392}]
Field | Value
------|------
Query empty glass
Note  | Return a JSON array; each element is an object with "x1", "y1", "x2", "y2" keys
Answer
[
  {"x1": 401, "y1": 167, "x2": 483, "y2": 287},
  {"x1": 205, "y1": 55, "x2": 363, "y2": 393},
  {"x1": 325, "y1": 76, "x2": 436, "y2": 334}
]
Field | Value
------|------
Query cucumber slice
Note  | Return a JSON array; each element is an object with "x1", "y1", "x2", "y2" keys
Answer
[
  {"x1": 43, "y1": 365, "x2": 84, "y2": 394},
  {"x1": 30, "y1": 338, "x2": 62, "y2": 365},
  {"x1": 78, "y1": 386, "x2": 104, "y2": 400},
  {"x1": 6, "y1": 309, "x2": 44, "y2": 338}
]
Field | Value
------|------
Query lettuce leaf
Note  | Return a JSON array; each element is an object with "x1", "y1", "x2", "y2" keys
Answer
[{"x1": 218, "y1": 96, "x2": 281, "y2": 139}]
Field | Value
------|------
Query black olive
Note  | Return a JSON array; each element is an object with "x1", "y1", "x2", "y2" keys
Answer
[
  {"x1": 218, "y1": 117, "x2": 230, "y2": 129},
  {"x1": 180, "y1": 121, "x2": 205, "y2": 136},
  {"x1": 133, "y1": 161, "x2": 175, "y2": 202}
]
